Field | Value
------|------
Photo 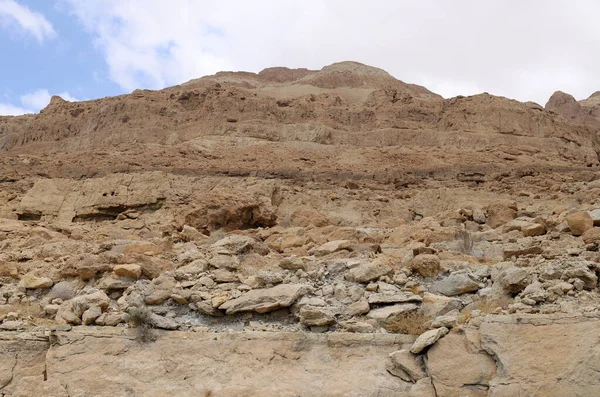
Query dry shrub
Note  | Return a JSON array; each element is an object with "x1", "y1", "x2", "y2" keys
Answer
[
  {"x1": 127, "y1": 307, "x2": 155, "y2": 343},
  {"x1": 383, "y1": 311, "x2": 433, "y2": 335}
]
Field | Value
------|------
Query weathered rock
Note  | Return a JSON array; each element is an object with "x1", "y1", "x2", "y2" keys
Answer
[
  {"x1": 347, "y1": 257, "x2": 393, "y2": 283},
  {"x1": 582, "y1": 227, "x2": 600, "y2": 244},
  {"x1": 588, "y1": 209, "x2": 600, "y2": 226},
  {"x1": 147, "y1": 312, "x2": 178, "y2": 330},
  {"x1": 18, "y1": 273, "x2": 53, "y2": 289},
  {"x1": 410, "y1": 327, "x2": 449, "y2": 354},
  {"x1": 494, "y1": 267, "x2": 530, "y2": 294},
  {"x1": 55, "y1": 291, "x2": 111, "y2": 324},
  {"x1": 113, "y1": 264, "x2": 142, "y2": 279},
  {"x1": 430, "y1": 274, "x2": 480, "y2": 296},
  {"x1": 299, "y1": 306, "x2": 336, "y2": 327},
  {"x1": 313, "y1": 240, "x2": 352, "y2": 256},
  {"x1": 345, "y1": 300, "x2": 370, "y2": 316},
  {"x1": 211, "y1": 234, "x2": 268, "y2": 255},
  {"x1": 427, "y1": 332, "x2": 496, "y2": 396},
  {"x1": 367, "y1": 303, "x2": 419, "y2": 321},
  {"x1": 486, "y1": 200, "x2": 517, "y2": 228},
  {"x1": 566, "y1": 211, "x2": 594, "y2": 236},
  {"x1": 219, "y1": 284, "x2": 308, "y2": 314},
  {"x1": 82, "y1": 305, "x2": 102, "y2": 325},
  {"x1": 408, "y1": 254, "x2": 441, "y2": 277},
  {"x1": 144, "y1": 276, "x2": 176, "y2": 305},
  {"x1": 174, "y1": 259, "x2": 209, "y2": 280},
  {"x1": 387, "y1": 349, "x2": 427, "y2": 382},
  {"x1": 367, "y1": 293, "x2": 422, "y2": 304}
]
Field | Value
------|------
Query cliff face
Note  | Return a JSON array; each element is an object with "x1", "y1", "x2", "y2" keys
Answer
[
  {"x1": 1, "y1": 62, "x2": 600, "y2": 397},
  {"x1": 2, "y1": 313, "x2": 599, "y2": 396}
]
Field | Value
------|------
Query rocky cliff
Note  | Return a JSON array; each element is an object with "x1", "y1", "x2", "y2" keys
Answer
[{"x1": 1, "y1": 61, "x2": 600, "y2": 396}]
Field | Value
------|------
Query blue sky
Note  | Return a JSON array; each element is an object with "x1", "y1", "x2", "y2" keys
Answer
[
  {"x1": 2, "y1": 0, "x2": 600, "y2": 115},
  {"x1": 0, "y1": 0, "x2": 122, "y2": 114}
]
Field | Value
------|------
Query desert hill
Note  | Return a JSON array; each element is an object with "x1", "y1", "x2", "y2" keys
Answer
[{"x1": 1, "y1": 62, "x2": 600, "y2": 396}]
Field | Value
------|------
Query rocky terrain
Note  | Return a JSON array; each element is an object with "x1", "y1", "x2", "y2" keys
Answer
[{"x1": 1, "y1": 61, "x2": 600, "y2": 396}]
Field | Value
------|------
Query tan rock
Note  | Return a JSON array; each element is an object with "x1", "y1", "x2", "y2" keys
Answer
[
  {"x1": 581, "y1": 227, "x2": 600, "y2": 244},
  {"x1": 410, "y1": 327, "x2": 449, "y2": 354},
  {"x1": 486, "y1": 200, "x2": 517, "y2": 228},
  {"x1": 113, "y1": 264, "x2": 142, "y2": 279},
  {"x1": 18, "y1": 273, "x2": 53, "y2": 289},
  {"x1": 348, "y1": 257, "x2": 394, "y2": 282},
  {"x1": 566, "y1": 211, "x2": 593, "y2": 236},
  {"x1": 219, "y1": 284, "x2": 308, "y2": 314},
  {"x1": 387, "y1": 349, "x2": 427, "y2": 382},
  {"x1": 408, "y1": 254, "x2": 441, "y2": 277},
  {"x1": 427, "y1": 332, "x2": 495, "y2": 396}
]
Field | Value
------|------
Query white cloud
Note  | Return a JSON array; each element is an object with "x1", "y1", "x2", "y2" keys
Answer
[
  {"x1": 0, "y1": 89, "x2": 79, "y2": 115},
  {"x1": 0, "y1": 102, "x2": 33, "y2": 116},
  {"x1": 20, "y1": 89, "x2": 79, "y2": 111},
  {"x1": 0, "y1": 0, "x2": 56, "y2": 42},
  {"x1": 65, "y1": 0, "x2": 600, "y2": 104}
]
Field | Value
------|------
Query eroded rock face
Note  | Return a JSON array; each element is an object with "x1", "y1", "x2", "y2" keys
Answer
[
  {"x1": 3, "y1": 61, "x2": 600, "y2": 396},
  {"x1": 219, "y1": 284, "x2": 308, "y2": 314}
]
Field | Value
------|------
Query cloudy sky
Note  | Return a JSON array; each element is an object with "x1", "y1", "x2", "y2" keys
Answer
[{"x1": 1, "y1": 0, "x2": 600, "y2": 115}]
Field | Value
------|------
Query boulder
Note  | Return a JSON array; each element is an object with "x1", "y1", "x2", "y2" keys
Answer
[
  {"x1": 113, "y1": 264, "x2": 142, "y2": 279},
  {"x1": 566, "y1": 211, "x2": 593, "y2": 236},
  {"x1": 211, "y1": 234, "x2": 268, "y2": 255},
  {"x1": 494, "y1": 267, "x2": 530, "y2": 294},
  {"x1": 486, "y1": 200, "x2": 517, "y2": 228},
  {"x1": 387, "y1": 349, "x2": 427, "y2": 382},
  {"x1": 367, "y1": 293, "x2": 422, "y2": 304},
  {"x1": 408, "y1": 254, "x2": 440, "y2": 277},
  {"x1": 313, "y1": 240, "x2": 352, "y2": 256},
  {"x1": 345, "y1": 300, "x2": 370, "y2": 316},
  {"x1": 82, "y1": 306, "x2": 102, "y2": 325},
  {"x1": 219, "y1": 284, "x2": 308, "y2": 314},
  {"x1": 582, "y1": 227, "x2": 600, "y2": 244},
  {"x1": 18, "y1": 273, "x2": 53, "y2": 289},
  {"x1": 588, "y1": 209, "x2": 600, "y2": 226},
  {"x1": 427, "y1": 332, "x2": 496, "y2": 396},
  {"x1": 430, "y1": 274, "x2": 479, "y2": 296},
  {"x1": 299, "y1": 306, "x2": 336, "y2": 327},
  {"x1": 367, "y1": 303, "x2": 419, "y2": 321},
  {"x1": 347, "y1": 257, "x2": 393, "y2": 283},
  {"x1": 410, "y1": 327, "x2": 449, "y2": 354}
]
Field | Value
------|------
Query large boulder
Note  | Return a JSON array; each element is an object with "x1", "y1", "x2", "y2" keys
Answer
[
  {"x1": 566, "y1": 211, "x2": 594, "y2": 236},
  {"x1": 219, "y1": 284, "x2": 308, "y2": 314},
  {"x1": 408, "y1": 254, "x2": 440, "y2": 277},
  {"x1": 347, "y1": 257, "x2": 394, "y2": 283},
  {"x1": 486, "y1": 200, "x2": 517, "y2": 229},
  {"x1": 430, "y1": 274, "x2": 479, "y2": 296}
]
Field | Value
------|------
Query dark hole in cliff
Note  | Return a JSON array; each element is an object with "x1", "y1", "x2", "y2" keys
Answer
[
  {"x1": 71, "y1": 200, "x2": 165, "y2": 222},
  {"x1": 17, "y1": 212, "x2": 41, "y2": 221}
]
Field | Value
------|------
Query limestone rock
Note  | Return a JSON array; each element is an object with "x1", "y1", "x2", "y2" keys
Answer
[
  {"x1": 210, "y1": 234, "x2": 268, "y2": 255},
  {"x1": 347, "y1": 257, "x2": 393, "y2": 283},
  {"x1": 82, "y1": 305, "x2": 102, "y2": 325},
  {"x1": 430, "y1": 274, "x2": 480, "y2": 296},
  {"x1": 313, "y1": 240, "x2": 352, "y2": 256},
  {"x1": 427, "y1": 332, "x2": 496, "y2": 396},
  {"x1": 18, "y1": 273, "x2": 53, "y2": 289},
  {"x1": 387, "y1": 349, "x2": 427, "y2": 382},
  {"x1": 566, "y1": 211, "x2": 593, "y2": 236},
  {"x1": 113, "y1": 264, "x2": 142, "y2": 279},
  {"x1": 486, "y1": 200, "x2": 517, "y2": 228},
  {"x1": 408, "y1": 254, "x2": 440, "y2": 277},
  {"x1": 410, "y1": 327, "x2": 449, "y2": 354},
  {"x1": 582, "y1": 227, "x2": 600, "y2": 244},
  {"x1": 299, "y1": 306, "x2": 336, "y2": 326},
  {"x1": 367, "y1": 303, "x2": 419, "y2": 321},
  {"x1": 219, "y1": 284, "x2": 308, "y2": 314}
]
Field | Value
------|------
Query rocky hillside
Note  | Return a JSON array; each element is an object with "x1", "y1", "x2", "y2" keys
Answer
[{"x1": 1, "y1": 62, "x2": 600, "y2": 396}]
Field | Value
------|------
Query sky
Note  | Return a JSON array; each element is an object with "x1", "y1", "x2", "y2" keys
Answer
[{"x1": 2, "y1": 0, "x2": 600, "y2": 115}]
